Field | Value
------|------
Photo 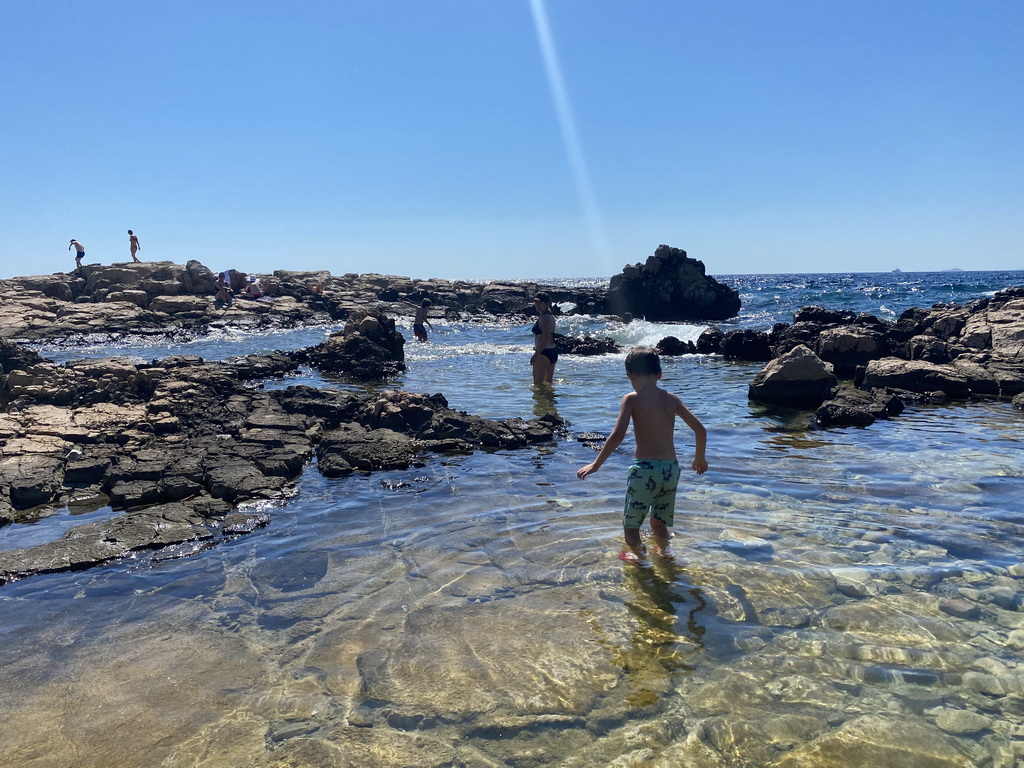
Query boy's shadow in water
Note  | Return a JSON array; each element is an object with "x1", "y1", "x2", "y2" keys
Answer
[
  {"x1": 622, "y1": 558, "x2": 761, "y2": 676},
  {"x1": 620, "y1": 559, "x2": 708, "y2": 677}
]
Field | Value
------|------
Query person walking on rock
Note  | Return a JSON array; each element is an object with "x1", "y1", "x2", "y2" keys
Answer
[
  {"x1": 128, "y1": 230, "x2": 141, "y2": 262},
  {"x1": 69, "y1": 239, "x2": 85, "y2": 269}
]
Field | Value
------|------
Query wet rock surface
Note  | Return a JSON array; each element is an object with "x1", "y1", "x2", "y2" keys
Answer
[
  {"x1": 555, "y1": 332, "x2": 621, "y2": 356},
  {"x1": 748, "y1": 345, "x2": 838, "y2": 409},
  {"x1": 734, "y1": 288, "x2": 1024, "y2": 426},
  {"x1": 294, "y1": 309, "x2": 406, "y2": 380},
  {"x1": 0, "y1": 345, "x2": 566, "y2": 585}
]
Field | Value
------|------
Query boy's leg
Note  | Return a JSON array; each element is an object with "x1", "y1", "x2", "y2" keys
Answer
[
  {"x1": 622, "y1": 525, "x2": 647, "y2": 561},
  {"x1": 650, "y1": 517, "x2": 672, "y2": 557},
  {"x1": 622, "y1": 460, "x2": 652, "y2": 561},
  {"x1": 650, "y1": 461, "x2": 681, "y2": 558}
]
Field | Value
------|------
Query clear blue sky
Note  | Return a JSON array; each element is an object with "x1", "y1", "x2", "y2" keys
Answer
[{"x1": 1, "y1": 0, "x2": 1021, "y2": 280}]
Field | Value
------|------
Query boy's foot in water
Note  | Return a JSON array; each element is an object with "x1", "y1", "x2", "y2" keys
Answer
[
  {"x1": 650, "y1": 545, "x2": 676, "y2": 563},
  {"x1": 619, "y1": 546, "x2": 649, "y2": 566}
]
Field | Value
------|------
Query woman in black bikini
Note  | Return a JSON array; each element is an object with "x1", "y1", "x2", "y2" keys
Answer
[{"x1": 531, "y1": 292, "x2": 558, "y2": 386}]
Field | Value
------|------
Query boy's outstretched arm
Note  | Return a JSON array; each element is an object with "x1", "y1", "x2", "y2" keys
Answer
[
  {"x1": 676, "y1": 400, "x2": 708, "y2": 474},
  {"x1": 577, "y1": 395, "x2": 632, "y2": 479}
]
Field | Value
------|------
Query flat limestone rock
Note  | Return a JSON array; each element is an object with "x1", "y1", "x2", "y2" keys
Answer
[
  {"x1": 358, "y1": 599, "x2": 621, "y2": 722},
  {"x1": 776, "y1": 714, "x2": 974, "y2": 767}
]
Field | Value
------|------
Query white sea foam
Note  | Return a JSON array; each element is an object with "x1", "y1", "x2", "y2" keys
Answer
[{"x1": 601, "y1": 319, "x2": 707, "y2": 347}]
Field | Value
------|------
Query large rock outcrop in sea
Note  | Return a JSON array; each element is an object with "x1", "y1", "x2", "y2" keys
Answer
[
  {"x1": 295, "y1": 309, "x2": 406, "y2": 379},
  {"x1": 605, "y1": 244, "x2": 741, "y2": 321},
  {"x1": 0, "y1": 343, "x2": 567, "y2": 585}
]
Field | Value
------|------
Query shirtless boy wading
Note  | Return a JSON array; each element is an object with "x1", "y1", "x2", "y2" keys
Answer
[{"x1": 578, "y1": 347, "x2": 708, "y2": 563}]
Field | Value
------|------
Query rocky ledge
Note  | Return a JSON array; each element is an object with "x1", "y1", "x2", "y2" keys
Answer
[
  {"x1": 707, "y1": 287, "x2": 1024, "y2": 427},
  {"x1": 0, "y1": 332, "x2": 565, "y2": 585},
  {"x1": 0, "y1": 245, "x2": 739, "y2": 344}
]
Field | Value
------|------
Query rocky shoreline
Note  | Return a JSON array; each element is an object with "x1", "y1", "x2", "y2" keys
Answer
[
  {"x1": 2, "y1": 252, "x2": 1021, "y2": 585},
  {"x1": 722, "y1": 287, "x2": 1024, "y2": 426},
  {"x1": 0, "y1": 244, "x2": 739, "y2": 344},
  {"x1": 1, "y1": 244, "x2": 743, "y2": 585},
  {"x1": 0, "y1": 317, "x2": 566, "y2": 584},
  {"x1": 561, "y1": 286, "x2": 1024, "y2": 427}
]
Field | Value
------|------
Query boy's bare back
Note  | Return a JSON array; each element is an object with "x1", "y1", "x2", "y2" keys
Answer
[
  {"x1": 577, "y1": 372, "x2": 707, "y2": 480},
  {"x1": 629, "y1": 386, "x2": 688, "y2": 462}
]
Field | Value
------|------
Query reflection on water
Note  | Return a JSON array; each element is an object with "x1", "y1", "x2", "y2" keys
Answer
[
  {"x1": 3, "y1": 397, "x2": 1023, "y2": 765},
  {"x1": 531, "y1": 385, "x2": 561, "y2": 421}
]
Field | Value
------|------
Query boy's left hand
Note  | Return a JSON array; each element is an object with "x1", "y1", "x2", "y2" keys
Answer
[
  {"x1": 577, "y1": 463, "x2": 597, "y2": 479},
  {"x1": 692, "y1": 458, "x2": 708, "y2": 475}
]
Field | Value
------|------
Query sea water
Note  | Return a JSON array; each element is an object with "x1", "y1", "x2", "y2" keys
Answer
[{"x1": 2, "y1": 270, "x2": 1023, "y2": 766}]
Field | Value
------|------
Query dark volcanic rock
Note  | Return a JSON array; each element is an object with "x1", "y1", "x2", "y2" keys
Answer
[
  {"x1": 299, "y1": 309, "x2": 406, "y2": 379},
  {"x1": 1, "y1": 339, "x2": 45, "y2": 375},
  {"x1": 742, "y1": 286, "x2": 1024, "y2": 425},
  {"x1": 606, "y1": 245, "x2": 741, "y2": 322},
  {"x1": 792, "y1": 306, "x2": 858, "y2": 326},
  {"x1": 815, "y1": 386, "x2": 905, "y2": 428},
  {"x1": 656, "y1": 336, "x2": 697, "y2": 356},
  {"x1": 270, "y1": 385, "x2": 363, "y2": 430},
  {"x1": 696, "y1": 327, "x2": 724, "y2": 355},
  {"x1": 556, "y1": 333, "x2": 620, "y2": 356},
  {"x1": 0, "y1": 500, "x2": 229, "y2": 583},
  {"x1": 317, "y1": 423, "x2": 419, "y2": 475},
  {"x1": 721, "y1": 329, "x2": 772, "y2": 361},
  {"x1": 0, "y1": 343, "x2": 569, "y2": 585},
  {"x1": 3, "y1": 455, "x2": 65, "y2": 509}
]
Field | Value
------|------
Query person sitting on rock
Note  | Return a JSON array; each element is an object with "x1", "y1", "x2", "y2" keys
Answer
[
  {"x1": 214, "y1": 271, "x2": 234, "y2": 307},
  {"x1": 242, "y1": 276, "x2": 264, "y2": 299}
]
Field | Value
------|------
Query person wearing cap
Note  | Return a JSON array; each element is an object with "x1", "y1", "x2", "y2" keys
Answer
[{"x1": 69, "y1": 239, "x2": 85, "y2": 269}]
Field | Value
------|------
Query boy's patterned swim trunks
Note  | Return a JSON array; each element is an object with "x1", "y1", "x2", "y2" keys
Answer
[{"x1": 623, "y1": 459, "x2": 681, "y2": 529}]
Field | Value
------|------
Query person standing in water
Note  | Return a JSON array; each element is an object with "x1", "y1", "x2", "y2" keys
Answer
[
  {"x1": 128, "y1": 230, "x2": 141, "y2": 262},
  {"x1": 530, "y1": 292, "x2": 558, "y2": 386},
  {"x1": 403, "y1": 298, "x2": 433, "y2": 342},
  {"x1": 577, "y1": 347, "x2": 708, "y2": 564}
]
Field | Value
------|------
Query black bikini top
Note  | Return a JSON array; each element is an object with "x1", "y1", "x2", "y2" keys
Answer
[{"x1": 532, "y1": 311, "x2": 552, "y2": 335}]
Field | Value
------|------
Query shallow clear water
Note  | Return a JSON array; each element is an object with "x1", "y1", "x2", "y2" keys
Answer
[{"x1": 3, "y1": 270, "x2": 1024, "y2": 766}]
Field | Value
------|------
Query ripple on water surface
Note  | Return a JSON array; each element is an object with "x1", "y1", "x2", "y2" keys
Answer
[{"x1": 5, "y1": 274, "x2": 1024, "y2": 764}]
